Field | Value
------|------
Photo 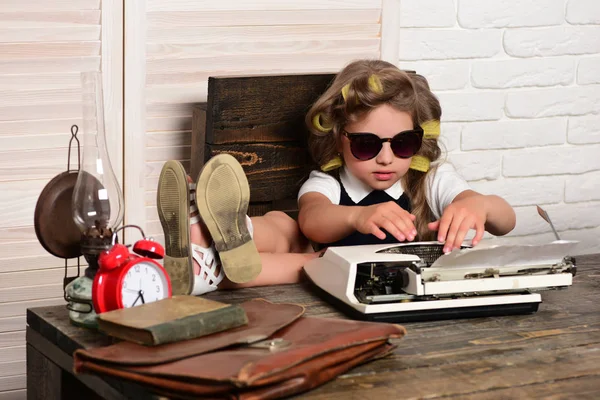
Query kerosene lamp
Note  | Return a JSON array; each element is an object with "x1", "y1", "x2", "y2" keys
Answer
[{"x1": 66, "y1": 71, "x2": 124, "y2": 328}]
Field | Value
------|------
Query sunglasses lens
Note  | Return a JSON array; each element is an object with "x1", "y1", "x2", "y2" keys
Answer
[
  {"x1": 350, "y1": 135, "x2": 382, "y2": 160},
  {"x1": 391, "y1": 132, "x2": 422, "y2": 158}
]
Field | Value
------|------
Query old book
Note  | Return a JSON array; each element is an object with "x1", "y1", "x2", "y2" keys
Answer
[{"x1": 97, "y1": 295, "x2": 248, "y2": 346}]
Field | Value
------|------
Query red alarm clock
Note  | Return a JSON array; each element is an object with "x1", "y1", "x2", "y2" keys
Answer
[{"x1": 93, "y1": 225, "x2": 172, "y2": 314}]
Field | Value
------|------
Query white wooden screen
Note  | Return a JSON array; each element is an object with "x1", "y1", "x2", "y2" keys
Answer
[
  {"x1": 0, "y1": 0, "x2": 122, "y2": 396},
  {"x1": 125, "y1": 0, "x2": 385, "y2": 244}
]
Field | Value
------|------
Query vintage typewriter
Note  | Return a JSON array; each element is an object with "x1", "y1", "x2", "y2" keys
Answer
[{"x1": 304, "y1": 239, "x2": 577, "y2": 322}]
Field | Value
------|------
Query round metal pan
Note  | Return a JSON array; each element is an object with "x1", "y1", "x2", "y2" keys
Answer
[{"x1": 34, "y1": 170, "x2": 83, "y2": 259}]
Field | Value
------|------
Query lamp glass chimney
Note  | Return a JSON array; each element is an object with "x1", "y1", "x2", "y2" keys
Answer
[{"x1": 72, "y1": 71, "x2": 123, "y2": 232}]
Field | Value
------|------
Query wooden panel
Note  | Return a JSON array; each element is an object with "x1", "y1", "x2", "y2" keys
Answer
[
  {"x1": 0, "y1": 88, "x2": 81, "y2": 107},
  {"x1": 0, "y1": 153, "x2": 73, "y2": 181},
  {"x1": 0, "y1": 27, "x2": 100, "y2": 43},
  {"x1": 146, "y1": 101, "x2": 193, "y2": 117},
  {"x1": 0, "y1": 42, "x2": 100, "y2": 58},
  {"x1": 0, "y1": 255, "x2": 84, "y2": 274},
  {"x1": 0, "y1": 332, "x2": 24, "y2": 349},
  {"x1": 0, "y1": 134, "x2": 82, "y2": 152},
  {"x1": 26, "y1": 345, "x2": 60, "y2": 398},
  {"x1": 0, "y1": 347, "x2": 25, "y2": 364},
  {"x1": 146, "y1": 131, "x2": 191, "y2": 147},
  {"x1": 0, "y1": 284, "x2": 63, "y2": 304},
  {"x1": 147, "y1": 9, "x2": 380, "y2": 28},
  {"x1": 146, "y1": 146, "x2": 191, "y2": 162},
  {"x1": 0, "y1": 118, "x2": 81, "y2": 135},
  {"x1": 123, "y1": 0, "x2": 147, "y2": 230},
  {"x1": 0, "y1": 73, "x2": 82, "y2": 90},
  {"x1": 148, "y1": 25, "x2": 379, "y2": 44},
  {"x1": 0, "y1": 317, "x2": 25, "y2": 334},
  {"x1": 0, "y1": 227, "x2": 37, "y2": 243},
  {"x1": 147, "y1": 0, "x2": 381, "y2": 12},
  {"x1": 0, "y1": 103, "x2": 84, "y2": 121},
  {"x1": 0, "y1": 11, "x2": 100, "y2": 28},
  {"x1": 146, "y1": 39, "x2": 379, "y2": 59},
  {"x1": 206, "y1": 142, "x2": 314, "y2": 202},
  {"x1": 0, "y1": 299, "x2": 64, "y2": 320},
  {"x1": 0, "y1": 389, "x2": 26, "y2": 400},
  {"x1": 0, "y1": 180, "x2": 53, "y2": 228},
  {"x1": 0, "y1": 375, "x2": 25, "y2": 393},
  {"x1": 147, "y1": 52, "x2": 377, "y2": 76},
  {"x1": 0, "y1": 267, "x2": 80, "y2": 289},
  {"x1": 0, "y1": 0, "x2": 99, "y2": 12},
  {"x1": 146, "y1": 116, "x2": 192, "y2": 132},
  {"x1": 0, "y1": 362, "x2": 25, "y2": 379},
  {"x1": 190, "y1": 105, "x2": 206, "y2": 179},
  {"x1": 0, "y1": 57, "x2": 100, "y2": 74},
  {"x1": 146, "y1": 221, "x2": 163, "y2": 239},
  {"x1": 206, "y1": 74, "x2": 334, "y2": 144},
  {"x1": 0, "y1": 242, "x2": 50, "y2": 262}
]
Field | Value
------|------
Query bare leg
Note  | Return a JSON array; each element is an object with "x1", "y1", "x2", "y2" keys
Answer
[
  {"x1": 220, "y1": 252, "x2": 321, "y2": 288},
  {"x1": 251, "y1": 211, "x2": 313, "y2": 254},
  {"x1": 189, "y1": 209, "x2": 319, "y2": 287}
]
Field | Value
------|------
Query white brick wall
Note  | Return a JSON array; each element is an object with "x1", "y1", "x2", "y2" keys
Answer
[{"x1": 397, "y1": 0, "x2": 600, "y2": 255}]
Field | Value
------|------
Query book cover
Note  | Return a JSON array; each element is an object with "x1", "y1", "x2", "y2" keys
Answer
[{"x1": 97, "y1": 295, "x2": 248, "y2": 346}]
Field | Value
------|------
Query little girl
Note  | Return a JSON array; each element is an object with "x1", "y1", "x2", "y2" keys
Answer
[
  {"x1": 158, "y1": 59, "x2": 515, "y2": 296},
  {"x1": 298, "y1": 59, "x2": 515, "y2": 252}
]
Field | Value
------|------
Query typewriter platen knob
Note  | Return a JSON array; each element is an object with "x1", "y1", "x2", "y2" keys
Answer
[{"x1": 392, "y1": 268, "x2": 410, "y2": 292}]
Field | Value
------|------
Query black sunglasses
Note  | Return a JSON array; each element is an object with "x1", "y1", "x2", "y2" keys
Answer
[{"x1": 342, "y1": 127, "x2": 423, "y2": 161}]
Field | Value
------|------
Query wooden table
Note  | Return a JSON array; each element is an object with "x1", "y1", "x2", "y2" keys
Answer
[{"x1": 27, "y1": 254, "x2": 600, "y2": 399}]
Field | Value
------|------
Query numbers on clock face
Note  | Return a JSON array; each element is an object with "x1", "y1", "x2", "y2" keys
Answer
[{"x1": 121, "y1": 261, "x2": 169, "y2": 308}]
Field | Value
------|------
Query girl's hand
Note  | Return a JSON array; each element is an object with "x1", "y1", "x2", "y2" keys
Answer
[
  {"x1": 351, "y1": 201, "x2": 417, "y2": 242},
  {"x1": 428, "y1": 194, "x2": 487, "y2": 253}
]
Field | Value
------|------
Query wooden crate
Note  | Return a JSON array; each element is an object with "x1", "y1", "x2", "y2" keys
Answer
[{"x1": 191, "y1": 73, "x2": 335, "y2": 216}]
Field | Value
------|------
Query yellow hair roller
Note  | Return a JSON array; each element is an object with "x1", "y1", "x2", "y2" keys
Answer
[
  {"x1": 341, "y1": 74, "x2": 383, "y2": 102},
  {"x1": 422, "y1": 120, "x2": 440, "y2": 139},
  {"x1": 341, "y1": 84, "x2": 350, "y2": 102},
  {"x1": 368, "y1": 74, "x2": 383, "y2": 94},
  {"x1": 320, "y1": 155, "x2": 343, "y2": 172},
  {"x1": 312, "y1": 113, "x2": 332, "y2": 133},
  {"x1": 409, "y1": 155, "x2": 430, "y2": 172}
]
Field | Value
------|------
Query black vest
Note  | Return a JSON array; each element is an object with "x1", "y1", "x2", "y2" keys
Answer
[{"x1": 326, "y1": 182, "x2": 412, "y2": 247}]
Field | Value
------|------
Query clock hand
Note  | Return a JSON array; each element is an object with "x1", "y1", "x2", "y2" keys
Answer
[
  {"x1": 131, "y1": 292, "x2": 142, "y2": 307},
  {"x1": 139, "y1": 290, "x2": 146, "y2": 304}
]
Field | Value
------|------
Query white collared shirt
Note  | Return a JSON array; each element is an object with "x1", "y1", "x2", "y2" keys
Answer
[{"x1": 297, "y1": 163, "x2": 470, "y2": 219}]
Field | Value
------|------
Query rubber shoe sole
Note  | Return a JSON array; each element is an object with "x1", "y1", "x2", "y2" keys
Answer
[
  {"x1": 196, "y1": 154, "x2": 261, "y2": 283},
  {"x1": 157, "y1": 160, "x2": 193, "y2": 295}
]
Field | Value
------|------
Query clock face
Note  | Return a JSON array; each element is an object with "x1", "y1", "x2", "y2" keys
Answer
[{"x1": 120, "y1": 261, "x2": 170, "y2": 308}]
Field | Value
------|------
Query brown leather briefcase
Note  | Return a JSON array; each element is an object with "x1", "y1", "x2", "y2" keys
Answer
[{"x1": 74, "y1": 299, "x2": 406, "y2": 399}]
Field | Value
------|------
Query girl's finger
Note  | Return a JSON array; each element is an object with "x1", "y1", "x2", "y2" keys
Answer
[
  {"x1": 471, "y1": 221, "x2": 485, "y2": 246},
  {"x1": 428, "y1": 220, "x2": 440, "y2": 232},
  {"x1": 452, "y1": 218, "x2": 473, "y2": 250},
  {"x1": 437, "y1": 212, "x2": 453, "y2": 243},
  {"x1": 392, "y1": 212, "x2": 417, "y2": 240},
  {"x1": 443, "y1": 215, "x2": 462, "y2": 253},
  {"x1": 381, "y1": 218, "x2": 406, "y2": 242},
  {"x1": 370, "y1": 223, "x2": 387, "y2": 240}
]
